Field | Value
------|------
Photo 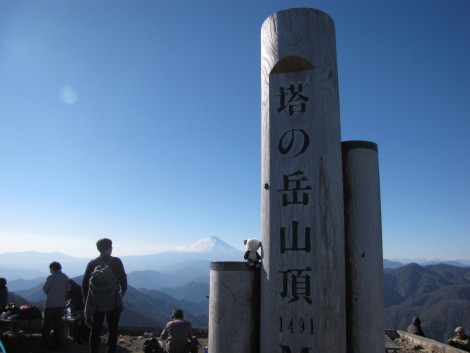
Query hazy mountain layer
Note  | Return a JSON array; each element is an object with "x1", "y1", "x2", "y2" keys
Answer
[{"x1": 384, "y1": 263, "x2": 470, "y2": 342}]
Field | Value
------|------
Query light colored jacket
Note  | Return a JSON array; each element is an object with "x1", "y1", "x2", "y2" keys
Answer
[{"x1": 43, "y1": 270, "x2": 68, "y2": 308}]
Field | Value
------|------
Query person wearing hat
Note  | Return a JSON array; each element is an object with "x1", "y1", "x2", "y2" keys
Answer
[{"x1": 447, "y1": 327, "x2": 470, "y2": 352}]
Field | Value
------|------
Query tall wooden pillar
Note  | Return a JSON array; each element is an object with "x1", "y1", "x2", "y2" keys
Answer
[
  {"x1": 342, "y1": 141, "x2": 384, "y2": 353},
  {"x1": 260, "y1": 8, "x2": 346, "y2": 353}
]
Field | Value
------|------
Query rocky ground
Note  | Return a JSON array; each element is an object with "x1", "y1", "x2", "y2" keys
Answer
[
  {"x1": 0, "y1": 329, "x2": 432, "y2": 353},
  {"x1": 1, "y1": 332, "x2": 208, "y2": 353},
  {"x1": 394, "y1": 337, "x2": 435, "y2": 352}
]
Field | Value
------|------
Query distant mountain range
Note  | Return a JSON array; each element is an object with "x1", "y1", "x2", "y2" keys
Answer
[
  {"x1": 0, "y1": 236, "x2": 244, "y2": 280},
  {"x1": 384, "y1": 263, "x2": 470, "y2": 343},
  {"x1": 2, "y1": 236, "x2": 468, "y2": 281},
  {"x1": 4, "y1": 257, "x2": 470, "y2": 341},
  {"x1": 384, "y1": 258, "x2": 470, "y2": 268},
  {"x1": 11, "y1": 274, "x2": 209, "y2": 328},
  {"x1": 2, "y1": 237, "x2": 470, "y2": 339}
]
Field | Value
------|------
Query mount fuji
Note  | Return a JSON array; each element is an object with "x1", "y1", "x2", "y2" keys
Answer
[
  {"x1": 177, "y1": 236, "x2": 242, "y2": 253},
  {"x1": 122, "y1": 236, "x2": 244, "y2": 273},
  {"x1": 1, "y1": 236, "x2": 245, "y2": 280}
]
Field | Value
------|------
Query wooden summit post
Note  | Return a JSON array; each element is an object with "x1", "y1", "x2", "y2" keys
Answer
[
  {"x1": 261, "y1": 8, "x2": 346, "y2": 353},
  {"x1": 209, "y1": 262, "x2": 260, "y2": 353},
  {"x1": 342, "y1": 141, "x2": 384, "y2": 353}
]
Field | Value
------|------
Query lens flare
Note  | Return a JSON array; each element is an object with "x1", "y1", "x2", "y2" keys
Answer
[{"x1": 59, "y1": 86, "x2": 78, "y2": 104}]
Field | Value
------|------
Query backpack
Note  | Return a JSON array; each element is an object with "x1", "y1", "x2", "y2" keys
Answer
[
  {"x1": 17, "y1": 305, "x2": 42, "y2": 320},
  {"x1": 90, "y1": 261, "x2": 116, "y2": 288},
  {"x1": 87, "y1": 260, "x2": 120, "y2": 312},
  {"x1": 143, "y1": 337, "x2": 164, "y2": 353},
  {"x1": 70, "y1": 316, "x2": 90, "y2": 344},
  {"x1": 188, "y1": 336, "x2": 199, "y2": 353}
]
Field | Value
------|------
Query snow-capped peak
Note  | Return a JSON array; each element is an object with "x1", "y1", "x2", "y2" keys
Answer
[{"x1": 178, "y1": 236, "x2": 240, "y2": 253}]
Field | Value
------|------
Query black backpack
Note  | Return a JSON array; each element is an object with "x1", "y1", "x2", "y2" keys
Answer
[
  {"x1": 17, "y1": 305, "x2": 42, "y2": 320},
  {"x1": 188, "y1": 336, "x2": 200, "y2": 353},
  {"x1": 90, "y1": 261, "x2": 116, "y2": 291},
  {"x1": 143, "y1": 337, "x2": 164, "y2": 353},
  {"x1": 87, "y1": 260, "x2": 120, "y2": 312},
  {"x1": 70, "y1": 316, "x2": 90, "y2": 344}
]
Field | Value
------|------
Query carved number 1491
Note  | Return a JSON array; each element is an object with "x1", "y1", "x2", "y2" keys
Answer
[{"x1": 279, "y1": 317, "x2": 313, "y2": 335}]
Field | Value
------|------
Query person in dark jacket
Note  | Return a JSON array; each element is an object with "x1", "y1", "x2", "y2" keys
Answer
[
  {"x1": 82, "y1": 238, "x2": 127, "y2": 353},
  {"x1": 0, "y1": 277, "x2": 8, "y2": 311},
  {"x1": 407, "y1": 316, "x2": 425, "y2": 337},
  {"x1": 66, "y1": 279, "x2": 84, "y2": 314}
]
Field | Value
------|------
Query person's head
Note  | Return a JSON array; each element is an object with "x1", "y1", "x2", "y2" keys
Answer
[
  {"x1": 0, "y1": 277, "x2": 6, "y2": 288},
  {"x1": 171, "y1": 308, "x2": 184, "y2": 320},
  {"x1": 455, "y1": 327, "x2": 465, "y2": 337},
  {"x1": 96, "y1": 238, "x2": 113, "y2": 254},
  {"x1": 49, "y1": 261, "x2": 62, "y2": 273},
  {"x1": 67, "y1": 279, "x2": 76, "y2": 291}
]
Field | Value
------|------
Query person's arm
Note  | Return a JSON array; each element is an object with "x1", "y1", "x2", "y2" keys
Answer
[
  {"x1": 188, "y1": 322, "x2": 193, "y2": 339},
  {"x1": 113, "y1": 257, "x2": 127, "y2": 296},
  {"x1": 82, "y1": 261, "x2": 95, "y2": 300},
  {"x1": 43, "y1": 275, "x2": 53, "y2": 295},
  {"x1": 161, "y1": 324, "x2": 169, "y2": 340},
  {"x1": 462, "y1": 338, "x2": 470, "y2": 349}
]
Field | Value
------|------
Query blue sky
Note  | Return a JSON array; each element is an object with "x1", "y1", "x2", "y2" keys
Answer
[{"x1": 0, "y1": 0, "x2": 469, "y2": 260}]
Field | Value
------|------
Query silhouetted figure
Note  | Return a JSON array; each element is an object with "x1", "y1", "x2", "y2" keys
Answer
[
  {"x1": 83, "y1": 238, "x2": 127, "y2": 353},
  {"x1": 407, "y1": 316, "x2": 425, "y2": 337},
  {"x1": 66, "y1": 279, "x2": 84, "y2": 314},
  {"x1": 0, "y1": 277, "x2": 8, "y2": 312}
]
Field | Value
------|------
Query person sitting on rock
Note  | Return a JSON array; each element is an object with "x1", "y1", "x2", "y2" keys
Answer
[
  {"x1": 161, "y1": 308, "x2": 193, "y2": 353},
  {"x1": 406, "y1": 316, "x2": 425, "y2": 337},
  {"x1": 448, "y1": 326, "x2": 470, "y2": 352}
]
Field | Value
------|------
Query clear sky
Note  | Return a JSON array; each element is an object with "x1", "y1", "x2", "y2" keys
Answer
[{"x1": 0, "y1": 0, "x2": 468, "y2": 260}]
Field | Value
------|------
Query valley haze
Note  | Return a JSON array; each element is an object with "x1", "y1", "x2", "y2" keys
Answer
[
  {"x1": 0, "y1": 236, "x2": 242, "y2": 279},
  {"x1": 1, "y1": 236, "x2": 469, "y2": 281}
]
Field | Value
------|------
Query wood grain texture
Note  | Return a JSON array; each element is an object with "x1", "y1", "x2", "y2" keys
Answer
[
  {"x1": 261, "y1": 8, "x2": 346, "y2": 353},
  {"x1": 342, "y1": 142, "x2": 384, "y2": 353},
  {"x1": 208, "y1": 262, "x2": 260, "y2": 353}
]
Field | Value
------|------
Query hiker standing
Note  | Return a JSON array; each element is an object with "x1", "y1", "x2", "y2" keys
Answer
[
  {"x1": 41, "y1": 261, "x2": 69, "y2": 351},
  {"x1": 82, "y1": 238, "x2": 127, "y2": 353}
]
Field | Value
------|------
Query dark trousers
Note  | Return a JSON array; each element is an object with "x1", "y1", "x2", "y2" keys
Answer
[
  {"x1": 168, "y1": 348, "x2": 189, "y2": 353},
  {"x1": 89, "y1": 309, "x2": 121, "y2": 353},
  {"x1": 42, "y1": 307, "x2": 65, "y2": 348}
]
